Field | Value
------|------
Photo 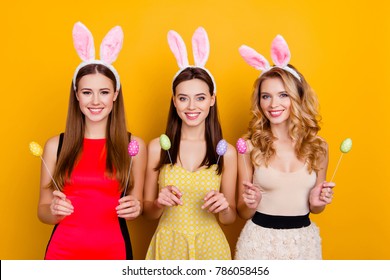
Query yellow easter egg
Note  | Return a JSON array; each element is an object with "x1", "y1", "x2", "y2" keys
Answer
[{"x1": 29, "y1": 141, "x2": 43, "y2": 157}]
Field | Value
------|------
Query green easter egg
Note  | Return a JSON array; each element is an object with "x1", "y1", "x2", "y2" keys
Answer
[
  {"x1": 159, "y1": 134, "x2": 171, "y2": 150},
  {"x1": 340, "y1": 138, "x2": 352, "y2": 153}
]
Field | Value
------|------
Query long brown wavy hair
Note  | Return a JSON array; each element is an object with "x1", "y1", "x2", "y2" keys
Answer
[
  {"x1": 50, "y1": 64, "x2": 130, "y2": 191},
  {"x1": 246, "y1": 65, "x2": 326, "y2": 173},
  {"x1": 156, "y1": 67, "x2": 224, "y2": 174}
]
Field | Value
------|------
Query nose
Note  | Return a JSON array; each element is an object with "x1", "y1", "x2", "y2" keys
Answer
[
  {"x1": 92, "y1": 93, "x2": 100, "y2": 105},
  {"x1": 188, "y1": 98, "x2": 196, "y2": 110},
  {"x1": 270, "y1": 97, "x2": 279, "y2": 108}
]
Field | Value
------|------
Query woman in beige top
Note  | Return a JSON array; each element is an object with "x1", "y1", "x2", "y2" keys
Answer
[{"x1": 234, "y1": 35, "x2": 335, "y2": 259}]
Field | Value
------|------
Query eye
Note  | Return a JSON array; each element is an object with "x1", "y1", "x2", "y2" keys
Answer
[
  {"x1": 280, "y1": 92, "x2": 289, "y2": 98},
  {"x1": 101, "y1": 91, "x2": 110, "y2": 95},
  {"x1": 261, "y1": 94, "x2": 270, "y2": 99},
  {"x1": 196, "y1": 96, "x2": 206, "y2": 101},
  {"x1": 179, "y1": 96, "x2": 188, "y2": 102},
  {"x1": 81, "y1": 90, "x2": 92, "y2": 95}
]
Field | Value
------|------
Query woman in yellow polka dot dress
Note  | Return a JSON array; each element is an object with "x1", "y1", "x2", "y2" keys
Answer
[{"x1": 143, "y1": 27, "x2": 237, "y2": 260}]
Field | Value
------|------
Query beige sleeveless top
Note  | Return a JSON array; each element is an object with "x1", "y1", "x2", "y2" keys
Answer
[{"x1": 254, "y1": 164, "x2": 317, "y2": 216}]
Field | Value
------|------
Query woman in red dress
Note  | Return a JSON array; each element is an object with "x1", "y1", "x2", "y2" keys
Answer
[{"x1": 37, "y1": 22, "x2": 146, "y2": 260}]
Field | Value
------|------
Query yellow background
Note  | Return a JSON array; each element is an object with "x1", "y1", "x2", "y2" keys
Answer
[{"x1": 1, "y1": 0, "x2": 389, "y2": 260}]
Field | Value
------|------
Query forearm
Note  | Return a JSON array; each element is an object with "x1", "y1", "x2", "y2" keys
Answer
[
  {"x1": 142, "y1": 200, "x2": 164, "y2": 220},
  {"x1": 310, "y1": 204, "x2": 325, "y2": 214},
  {"x1": 37, "y1": 204, "x2": 62, "y2": 225},
  {"x1": 237, "y1": 201, "x2": 256, "y2": 220},
  {"x1": 218, "y1": 205, "x2": 236, "y2": 225}
]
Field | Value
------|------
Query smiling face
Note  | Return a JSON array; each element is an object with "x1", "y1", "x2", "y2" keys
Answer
[
  {"x1": 173, "y1": 78, "x2": 215, "y2": 127},
  {"x1": 259, "y1": 77, "x2": 291, "y2": 126},
  {"x1": 75, "y1": 73, "x2": 118, "y2": 126}
]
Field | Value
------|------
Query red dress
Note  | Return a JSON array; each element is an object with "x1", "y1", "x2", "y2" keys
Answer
[{"x1": 45, "y1": 138, "x2": 132, "y2": 260}]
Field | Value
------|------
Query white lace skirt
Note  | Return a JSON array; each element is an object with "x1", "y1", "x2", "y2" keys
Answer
[{"x1": 234, "y1": 219, "x2": 322, "y2": 260}]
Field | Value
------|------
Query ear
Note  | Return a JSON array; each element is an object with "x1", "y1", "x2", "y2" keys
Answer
[
  {"x1": 113, "y1": 90, "x2": 119, "y2": 102},
  {"x1": 239, "y1": 45, "x2": 270, "y2": 71},
  {"x1": 167, "y1": 30, "x2": 189, "y2": 69},
  {"x1": 192, "y1": 27, "x2": 209, "y2": 67},
  {"x1": 100, "y1": 26, "x2": 124, "y2": 64},
  {"x1": 73, "y1": 22, "x2": 95, "y2": 61},
  {"x1": 210, "y1": 94, "x2": 216, "y2": 107},
  {"x1": 270, "y1": 35, "x2": 291, "y2": 67}
]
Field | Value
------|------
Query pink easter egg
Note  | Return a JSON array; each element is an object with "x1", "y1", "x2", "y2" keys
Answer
[
  {"x1": 236, "y1": 138, "x2": 247, "y2": 154},
  {"x1": 128, "y1": 140, "x2": 139, "y2": 157}
]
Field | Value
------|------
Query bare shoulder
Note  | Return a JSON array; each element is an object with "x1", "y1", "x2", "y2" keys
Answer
[
  {"x1": 148, "y1": 137, "x2": 161, "y2": 153},
  {"x1": 44, "y1": 135, "x2": 60, "y2": 153},
  {"x1": 225, "y1": 142, "x2": 237, "y2": 159},
  {"x1": 317, "y1": 136, "x2": 329, "y2": 151},
  {"x1": 130, "y1": 135, "x2": 146, "y2": 147}
]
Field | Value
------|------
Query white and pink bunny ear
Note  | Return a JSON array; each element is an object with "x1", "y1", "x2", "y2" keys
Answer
[
  {"x1": 167, "y1": 30, "x2": 189, "y2": 69},
  {"x1": 239, "y1": 45, "x2": 270, "y2": 71},
  {"x1": 100, "y1": 26, "x2": 124, "y2": 65},
  {"x1": 270, "y1": 35, "x2": 291, "y2": 67},
  {"x1": 73, "y1": 22, "x2": 95, "y2": 62},
  {"x1": 192, "y1": 27, "x2": 209, "y2": 68}
]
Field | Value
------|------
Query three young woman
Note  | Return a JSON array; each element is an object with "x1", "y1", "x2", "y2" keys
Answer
[{"x1": 37, "y1": 24, "x2": 334, "y2": 260}]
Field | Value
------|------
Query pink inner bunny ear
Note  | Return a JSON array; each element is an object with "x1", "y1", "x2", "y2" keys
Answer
[
  {"x1": 239, "y1": 45, "x2": 270, "y2": 71},
  {"x1": 73, "y1": 22, "x2": 95, "y2": 61},
  {"x1": 271, "y1": 35, "x2": 291, "y2": 67},
  {"x1": 167, "y1": 30, "x2": 189, "y2": 68},
  {"x1": 192, "y1": 27, "x2": 209, "y2": 67},
  {"x1": 100, "y1": 26, "x2": 124, "y2": 64}
]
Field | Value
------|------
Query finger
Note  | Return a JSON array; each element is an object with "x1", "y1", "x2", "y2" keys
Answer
[
  {"x1": 203, "y1": 190, "x2": 217, "y2": 201},
  {"x1": 53, "y1": 190, "x2": 66, "y2": 200},
  {"x1": 168, "y1": 186, "x2": 182, "y2": 198},
  {"x1": 202, "y1": 193, "x2": 220, "y2": 209}
]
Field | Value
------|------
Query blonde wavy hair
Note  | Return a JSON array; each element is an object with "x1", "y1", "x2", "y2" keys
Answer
[{"x1": 245, "y1": 65, "x2": 326, "y2": 173}]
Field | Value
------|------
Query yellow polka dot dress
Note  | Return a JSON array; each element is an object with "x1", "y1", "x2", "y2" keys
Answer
[{"x1": 146, "y1": 164, "x2": 231, "y2": 260}]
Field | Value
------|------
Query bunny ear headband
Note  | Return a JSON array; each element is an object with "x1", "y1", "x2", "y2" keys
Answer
[
  {"x1": 167, "y1": 27, "x2": 216, "y2": 94},
  {"x1": 72, "y1": 21, "x2": 124, "y2": 91},
  {"x1": 238, "y1": 35, "x2": 301, "y2": 82}
]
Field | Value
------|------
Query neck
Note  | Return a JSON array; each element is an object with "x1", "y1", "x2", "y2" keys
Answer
[
  {"x1": 181, "y1": 123, "x2": 206, "y2": 140},
  {"x1": 84, "y1": 120, "x2": 107, "y2": 139},
  {"x1": 270, "y1": 122, "x2": 290, "y2": 141}
]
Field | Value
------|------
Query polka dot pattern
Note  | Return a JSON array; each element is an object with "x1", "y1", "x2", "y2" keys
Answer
[
  {"x1": 236, "y1": 138, "x2": 247, "y2": 154},
  {"x1": 29, "y1": 141, "x2": 43, "y2": 157},
  {"x1": 128, "y1": 140, "x2": 139, "y2": 156},
  {"x1": 146, "y1": 164, "x2": 231, "y2": 260}
]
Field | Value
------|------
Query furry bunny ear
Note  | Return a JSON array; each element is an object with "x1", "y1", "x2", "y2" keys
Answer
[
  {"x1": 168, "y1": 30, "x2": 189, "y2": 69},
  {"x1": 192, "y1": 27, "x2": 209, "y2": 67},
  {"x1": 270, "y1": 35, "x2": 291, "y2": 67},
  {"x1": 239, "y1": 45, "x2": 270, "y2": 71},
  {"x1": 100, "y1": 26, "x2": 124, "y2": 65},
  {"x1": 73, "y1": 22, "x2": 95, "y2": 61}
]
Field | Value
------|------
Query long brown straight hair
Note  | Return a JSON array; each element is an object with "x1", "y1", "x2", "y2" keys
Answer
[
  {"x1": 156, "y1": 67, "x2": 223, "y2": 174},
  {"x1": 50, "y1": 64, "x2": 130, "y2": 191}
]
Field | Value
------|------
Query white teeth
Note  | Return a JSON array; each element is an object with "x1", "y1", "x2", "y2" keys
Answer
[
  {"x1": 89, "y1": 108, "x2": 103, "y2": 113},
  {"x1": 186, "y1": 113, "x2": 199, "y2": 117}
]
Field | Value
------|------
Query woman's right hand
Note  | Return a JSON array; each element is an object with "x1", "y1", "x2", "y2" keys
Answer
[
  {"x1": 155, "y1": 185, "x2": 183, "y2": 208},
  {"x1": 50, "y1": 190, "x2": 74, "y2": 218},
  {"x1": 242, "y1": 181, "x2": 262, "y2": 209}
]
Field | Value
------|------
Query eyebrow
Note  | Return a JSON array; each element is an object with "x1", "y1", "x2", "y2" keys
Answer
[
  {"x1": 80, "y1": 87, "x2": 111, "y2": 91},
  {"x1": 176, "y1": 92, "x2": 207, "y2": 96},
  {"x1": 260, "y1": 90, "x2": 288, "y2": 95}
]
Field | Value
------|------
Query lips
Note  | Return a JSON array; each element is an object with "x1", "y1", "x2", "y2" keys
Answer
[
  {"x1": 185, "y1": 112, "x2": 200, "y2": 120},
  {"x1": 268, "y1": 110, "x2": 284, "y2": 117},
  {"x1": 88, "y1": 108, "x2": 104, "y2": 114}
]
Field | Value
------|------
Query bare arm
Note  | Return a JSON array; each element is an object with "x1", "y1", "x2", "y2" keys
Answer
[
  {"x1": 37, "y1": 136, "x2": 73, "y2": 224},
  {"x1": 142, "y1": 138, "x2": 165, "y2": 220},
  {"x1": 309, "y1": 141, "x2": 335, "y2": 214},
  {"x1": 217, "y1": 144, "x2": 237, "y2": 224},
  {"x1": 237, "y1": 140, "x2": 261, "y2": 220},
  {"x1": 117, "y1": 135, "x2": 147, "y2": 220}
]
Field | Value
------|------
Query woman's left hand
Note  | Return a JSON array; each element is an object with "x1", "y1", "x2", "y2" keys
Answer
[
  {"x1": 202, "y1": 190, "x2": 229, "y2": 214},
  {"x1": 310, "y1": 181, "x2": 336, "y2": 207},
  {"x1": 116, "y1": 195, "x2": 141, "y2": 220}
]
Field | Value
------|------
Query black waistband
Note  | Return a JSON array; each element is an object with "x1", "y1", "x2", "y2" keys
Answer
[{"x1": 251, "y1": 211, "x2": 311, "y2": 229}]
